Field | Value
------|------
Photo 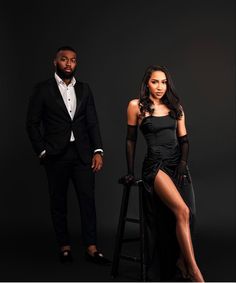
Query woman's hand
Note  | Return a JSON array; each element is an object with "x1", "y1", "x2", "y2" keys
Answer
[
  {"x1": 119, "y1": 174, "x2": 136, "y2": 185},
  {"x1": 175, "y1": 160, "x2": 187, "y2": 186}
]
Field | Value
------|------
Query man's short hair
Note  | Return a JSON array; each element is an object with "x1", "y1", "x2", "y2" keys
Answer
[{"x1": 56, "y1": 46, "x2": 77, "y2": 55}]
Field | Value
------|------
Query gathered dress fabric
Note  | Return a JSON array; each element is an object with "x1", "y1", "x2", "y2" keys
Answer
[{"x1": 139, "y1": 114, "x2": 196, "y2": 281}]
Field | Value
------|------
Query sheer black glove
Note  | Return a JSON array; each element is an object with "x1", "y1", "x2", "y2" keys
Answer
[
  {"x1": 118, "y1": 174, "x2": 136, "y2": 185},
  {"x1": 120, "y1": 125, "x2": 138, "y2": 185},
  {"x1": 175, "y1": 134, "x2": 189, "y2": 186}
]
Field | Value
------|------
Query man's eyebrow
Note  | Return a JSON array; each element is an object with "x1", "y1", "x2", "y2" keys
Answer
[
  {"x1": 60, "y1": 56, "x2": 76, "y2": 59},
  {"x1": 150, "y1": 78, "x2": 167, "y2": 81}
]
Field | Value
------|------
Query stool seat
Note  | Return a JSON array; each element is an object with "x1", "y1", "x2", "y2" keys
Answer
[{"x1": 110, "y1": 179, "x2": 146, "y2": 281}]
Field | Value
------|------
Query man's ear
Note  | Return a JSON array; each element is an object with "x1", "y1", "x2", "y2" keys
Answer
[{"x1": 53, "y1": 59, "x2": 57, "y2": 67}]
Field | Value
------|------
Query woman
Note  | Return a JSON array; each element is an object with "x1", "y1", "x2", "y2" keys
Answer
[{"x1": 124, "y1": 65, "x2": 204, "y2": 281}]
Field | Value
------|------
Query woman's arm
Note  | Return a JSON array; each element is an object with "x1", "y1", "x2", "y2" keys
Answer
[
  {"x1": 177, "y1": 110, "x2": 187, "y2": 137},
  {"x1": 120, "y1": 100, "x2": 139, "y2": 184},
  {"x1": 176, "y1": 109, "x2": 189, "y2": 186},
  {"x1": 127, "y1": 99, "x2": 139, "y2": 125}
]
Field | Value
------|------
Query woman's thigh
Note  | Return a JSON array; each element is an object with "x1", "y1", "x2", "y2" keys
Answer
[{"x1": 154, "y1": 169, "x2": 188, "y2": 215}]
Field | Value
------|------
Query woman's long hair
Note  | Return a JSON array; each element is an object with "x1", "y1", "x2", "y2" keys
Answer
[{"x1": 139, "y1": 65, "x2": 183, "y2": 119}]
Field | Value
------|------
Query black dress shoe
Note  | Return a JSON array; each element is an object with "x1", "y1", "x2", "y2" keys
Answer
[
  {"x1": 59, "y1": 250, "x2": 73, "y2": 264},
  {"x1": 85, "y1": 251, "x2": 111, "y2": 265}
]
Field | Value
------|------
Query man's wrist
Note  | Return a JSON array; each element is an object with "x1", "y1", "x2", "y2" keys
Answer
[
  {"x1": 94, "y1": 149, "x2": 104, "y2": 157},
  {"x1": 94, "y1": 151, "x2": 104, "y2": 157}
]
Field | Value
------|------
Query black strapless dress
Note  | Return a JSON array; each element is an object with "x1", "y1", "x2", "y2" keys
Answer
[{"x1": 140, "y1": 114, "x2": 196, "y2": 281}]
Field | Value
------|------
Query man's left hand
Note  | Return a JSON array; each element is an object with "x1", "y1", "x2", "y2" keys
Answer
[{"x1": 91, "y1": 154, "x2": 103, "y2": 172}]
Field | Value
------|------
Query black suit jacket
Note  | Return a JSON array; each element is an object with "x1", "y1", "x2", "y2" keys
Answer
[{"x1": 26, "y1": 78, "x2": 103, "y2": 164}]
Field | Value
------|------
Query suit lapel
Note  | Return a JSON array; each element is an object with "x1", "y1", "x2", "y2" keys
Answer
[
  {"x1": 50, "y1": 78, "x2": 71, "y2": 119},
  {"x1": 74, "y1": 81, "x2": 83, "y2": 118},
  {"x1": 49, "y1": 78, "x2": 83, "y2": 120}
]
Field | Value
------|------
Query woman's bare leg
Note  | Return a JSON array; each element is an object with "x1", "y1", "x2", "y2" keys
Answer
[{"x1": 154, "y1": 169, "x2": 204, "y2": 282}]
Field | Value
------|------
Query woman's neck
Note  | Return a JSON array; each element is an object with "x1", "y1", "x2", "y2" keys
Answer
[{"x1": 150, "y1": 97, "x2": 163, "y2": 106}]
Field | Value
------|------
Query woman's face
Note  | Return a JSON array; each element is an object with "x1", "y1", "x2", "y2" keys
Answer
[{"x1": 147, "y1": 71, "x2": 167, "y2": 100}]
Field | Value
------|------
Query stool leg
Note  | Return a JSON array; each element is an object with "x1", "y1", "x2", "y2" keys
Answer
[
  {"x1": 111, "y1": 185, "x2": 131, "y2": 278},
  {"x1": 139, "y1": 182, "x2": 146, "y2": 282}
]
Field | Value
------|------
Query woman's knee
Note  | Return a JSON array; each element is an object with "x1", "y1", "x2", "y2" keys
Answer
[{"x1": 175, "y1": 204, "x2": 190, "y2": 222}]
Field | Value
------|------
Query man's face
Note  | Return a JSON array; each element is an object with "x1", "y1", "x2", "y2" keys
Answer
[{"x1": 54, "y1": 50, "x2": 77, "y2": 80}]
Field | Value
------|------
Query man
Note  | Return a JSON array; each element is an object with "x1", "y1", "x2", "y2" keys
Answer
[{"x1": 26, "y1": 46, "x2": 110, "y2": 265}]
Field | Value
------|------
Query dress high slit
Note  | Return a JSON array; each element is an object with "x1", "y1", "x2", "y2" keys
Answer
[{"x1": 139, "y1": 114, "x2": 196, "y2": 281}]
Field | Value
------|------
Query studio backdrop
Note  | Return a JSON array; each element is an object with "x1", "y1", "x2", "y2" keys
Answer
[{"x1": 0, "y1": 0, "x2": 235, "y2": 281}]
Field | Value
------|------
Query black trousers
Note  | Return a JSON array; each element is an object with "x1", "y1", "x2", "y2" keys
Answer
[{"x1": 43, "y1": 142, "x2": 97, "y2": 247}]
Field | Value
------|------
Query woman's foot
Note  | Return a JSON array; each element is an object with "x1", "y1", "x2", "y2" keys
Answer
[
  {"x1": 177, "y1": 258, "x2": 204, "y2": 282},
  {"x1": 188, "y1": 267, "x2": 205, "y2": 282},
  {"x1": 176, "y1": 258, "x2": 188, "y2": 279}
]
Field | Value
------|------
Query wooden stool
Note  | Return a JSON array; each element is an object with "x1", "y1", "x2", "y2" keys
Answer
[{"x1": 111, "y1": 179, "x2": 146, "y2": 281}]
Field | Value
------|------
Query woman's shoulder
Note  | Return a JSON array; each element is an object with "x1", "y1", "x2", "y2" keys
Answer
[
  {"x1": 128, "y1": 98, "x2": 140, "y2": 107},
  {"x1": 179, "y1": 104, "x2": 185, "y2": 115},
  {"x1": 127, "y1": 99, "x2": 140, "y2": 115}
]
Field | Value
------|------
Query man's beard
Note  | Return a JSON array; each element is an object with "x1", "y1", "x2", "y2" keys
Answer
[{"x1": 56, "y1": 65, "x2": 76, "y2": 80}]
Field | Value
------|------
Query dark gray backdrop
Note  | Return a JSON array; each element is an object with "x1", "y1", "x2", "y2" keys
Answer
[{"x1": 0, "y1": 0, "x2": 235, "y2": 281}]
